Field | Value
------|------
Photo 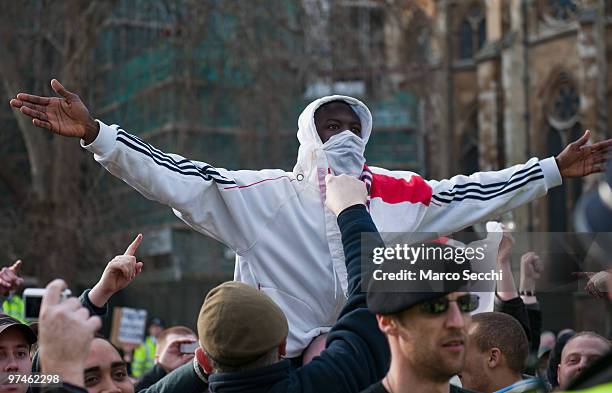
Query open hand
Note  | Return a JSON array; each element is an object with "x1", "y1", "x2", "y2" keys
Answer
[
  {"x1": 9, "y1": 79, "x2": 99, "y2": 143},
  {"x1": 556, "y1": 130, "x2": 612, "y2": 178}
]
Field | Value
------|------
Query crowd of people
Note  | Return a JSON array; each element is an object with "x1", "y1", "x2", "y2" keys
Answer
[{"x1": 2, "y1": 80, "x2": 611, "y2": 392}]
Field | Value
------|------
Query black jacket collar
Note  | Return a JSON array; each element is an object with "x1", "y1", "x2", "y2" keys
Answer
[{"x1": 208, "y1": 359, "x2": 291, "y2": 393}]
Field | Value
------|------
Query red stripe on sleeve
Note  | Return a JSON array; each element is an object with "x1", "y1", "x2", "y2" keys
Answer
[{"x1": 370, "y1": 173, "x2": 432, "y2": 206}]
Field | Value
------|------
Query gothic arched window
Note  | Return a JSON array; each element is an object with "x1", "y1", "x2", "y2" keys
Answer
[
  {"x1": 542, "y1": 0, "x2": 580, "y2": 23},
  {"x1": 459, "y1": 20, "x2": 474, "y2": 59},
  {"x1": 547, "y1": 74, "x2": 580, "y2": 131},
  {"x1": 457, "y1": 5, "x2": 486, "y2": 60}
]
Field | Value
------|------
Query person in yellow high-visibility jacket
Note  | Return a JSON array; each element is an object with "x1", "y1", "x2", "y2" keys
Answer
[
  {"x1": 132, "y1": 318, "x2": 164, "y2": 378},
  {"x1": 0, "y1": 260, "x2": 25, "y2": 323},
  {"x1": 2, "y1": 294, "x2": 25, "y2": 323}
]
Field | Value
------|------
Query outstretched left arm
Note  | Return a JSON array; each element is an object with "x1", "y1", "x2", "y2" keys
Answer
[{"x1": 412, "y1": 130, "x2": 610, "y2": 236}]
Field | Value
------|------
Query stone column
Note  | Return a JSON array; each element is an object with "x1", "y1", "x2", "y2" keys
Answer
[
  {"x1": 476, "y1": 0, "x2": 503, "y2": 171},
  {"x1": 427, "y1": 0, "x2": 453, "y2": 179},
  {"x1": 501, "y1": 0, "x2": 530, "y2": 231},
  {"x1": 477, "y1": 60, "x2": 501, "y2": 172},
  {"x1": 576, "y1": 0, "x2": 608, "y2": 139}
]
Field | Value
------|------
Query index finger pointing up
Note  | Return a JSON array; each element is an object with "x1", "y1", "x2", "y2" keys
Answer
[
  {"x1": 124, "y1": 234, "x2": 143, "y2": 256},
  {"x1": 9, "y1": 260, "x2": 21, "y2": 273}
]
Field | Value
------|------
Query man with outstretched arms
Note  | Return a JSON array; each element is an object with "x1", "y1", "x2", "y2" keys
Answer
[{"x1": 10, "y1": 80, "x2": 612, "y2": 358}]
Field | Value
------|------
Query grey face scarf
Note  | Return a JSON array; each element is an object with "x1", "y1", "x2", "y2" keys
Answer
[{"x1": 322, "y1": 130, "x2": 366, "y2": 177}]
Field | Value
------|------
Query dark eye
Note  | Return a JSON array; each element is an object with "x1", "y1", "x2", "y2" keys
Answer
[
  {"x1": 84, "y1": 375, "x2": 99, "y2": 386},
  {"x1": 327, "y1": 124, "x2": 339, "y2": 130},
  {"x1": 16, "y1": 351, "x2": 28, "y2": 359},
  {"x1": 113, "y1": 369, "x2": 128, "y2": 380},
  {"x1": 351, "y1": 127, "x2": 360, "y2": 134}
]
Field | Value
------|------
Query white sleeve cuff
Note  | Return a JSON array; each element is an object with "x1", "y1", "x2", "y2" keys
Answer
[
  {"x1": 80, "y1": 120, "x2": 117, "y2": 157},
  {"x1": 540, "y1": 156, "x2": 563, "y2": 190}
]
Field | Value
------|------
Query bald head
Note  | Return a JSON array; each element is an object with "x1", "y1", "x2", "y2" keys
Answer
[{"x1": 557, "y1": 332, "x2": 611, "y2": 388}]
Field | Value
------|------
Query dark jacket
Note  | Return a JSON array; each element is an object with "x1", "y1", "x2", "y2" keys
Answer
[
  {"x1": 525, "y1": 302, "x2": 542, "y2": 354},
  {"x1": 138, "y1": 361, "x2": 208, "y2": 393},
  {"x1": 360, "y1": 380, "x2": 477, "y2": 393},
  {"x1": 207, "y1": 204, "x2": 389, "y2": 393},
  {"x1": 135, "y1": 364, "x2": 168, "y2": 391}
]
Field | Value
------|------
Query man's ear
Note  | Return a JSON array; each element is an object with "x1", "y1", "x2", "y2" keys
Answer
[
  {"x1": 279, "y1": 339, "x2": 287, "y2": 358},
  {"x1": 195, "y1": 347, "x2": 213, "y2": 374},
  {"x1": 487, "y1": 348, "x2": 501, "y2": 369},
  {"x1": 377, "y1": 314, "x2": 399, "y2": 336}
]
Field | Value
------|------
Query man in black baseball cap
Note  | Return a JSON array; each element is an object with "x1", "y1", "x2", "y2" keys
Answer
[
  {"x1": 362, "y1": 243, "x2": 479, "y2": 393},
  {"x1": 0, "y1": 314, "x2": 37, "y2": 393}
]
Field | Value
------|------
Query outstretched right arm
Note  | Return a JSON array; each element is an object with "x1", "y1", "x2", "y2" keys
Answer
[
  {"x1": 10, "y1": 80, "x2": 276, "y2": 253},
  {"x1": 82, "y1": 120, "x2": 262, "y2": 252}
]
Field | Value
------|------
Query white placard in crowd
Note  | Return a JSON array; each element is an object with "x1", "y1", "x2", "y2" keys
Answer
[{"x1": 112, "y1": 307, "x2": 147, "y2": 345}]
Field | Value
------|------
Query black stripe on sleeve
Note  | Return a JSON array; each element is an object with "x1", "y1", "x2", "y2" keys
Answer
[
  {"x1": 432, "y1": 172, "x2": 544, "y2": 204},
  {"x1": 116, "y1": 135, "x2": 236, "y2": 185},
  {"x1": 118, "y1": 130, "x2": 233, "y2": 182},
  {"x1": 119, "y1": 131, "x2": 194, "y2": 169},
  {"x1": 437, "y1": 167, "x2": 542, "y2": 198},
  {"x1": 116, "y1": 131, "x2": 236, "y2": 185},
  {"x1": 438, "y1": 162, "x2": 540, "y2": 193}
]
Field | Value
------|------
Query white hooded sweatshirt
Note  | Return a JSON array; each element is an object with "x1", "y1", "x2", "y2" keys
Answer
[{"x1": 82, "y1": 95, "x2": 562, "y2": 357}]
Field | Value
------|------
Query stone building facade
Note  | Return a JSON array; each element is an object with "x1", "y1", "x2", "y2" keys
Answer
[
  {"x1": 429, "y1": 0, "x2": 611, "y2": 232},
  {"x1": 427, "y1": 0, "x2": 612, "y2": 332}
]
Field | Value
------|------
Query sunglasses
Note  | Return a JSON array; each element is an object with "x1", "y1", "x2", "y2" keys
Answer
[{"x1": 418, "y1": 294, "x2": 480, "y2": 315}]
